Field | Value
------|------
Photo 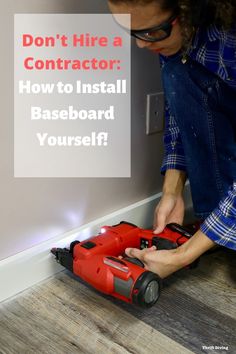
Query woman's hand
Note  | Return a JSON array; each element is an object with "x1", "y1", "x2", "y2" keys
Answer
[
  {"x1": 153, "y1": 169, "x2": 187, "y2": 234},
  {"x1": 125, "y1": 245, "x2": 183, "y2": 278},
  {"x1": 153, "y1": 192, "x2": 185, "y2": 234},
  {"x1": 125, "y1": 229, "x2": 216, "y2": 278}
]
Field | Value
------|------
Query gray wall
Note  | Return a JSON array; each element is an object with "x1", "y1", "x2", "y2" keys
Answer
[{"x1": 0, "y1": 0, "x2": 164, "y2": 260}]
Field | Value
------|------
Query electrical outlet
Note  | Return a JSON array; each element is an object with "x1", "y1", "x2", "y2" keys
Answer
[{"x1": 146, "y1": 92, "x2": 164, "y2": 135}]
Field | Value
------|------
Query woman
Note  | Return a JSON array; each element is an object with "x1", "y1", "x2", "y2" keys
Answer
[{"x1": 108, "y1": 0, "x2": 236, "y2": 277}]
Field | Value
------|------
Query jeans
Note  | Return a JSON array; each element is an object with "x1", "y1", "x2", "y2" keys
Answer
[{"x1": 161, "y1": 55, "x2": 236, "y2": 219}]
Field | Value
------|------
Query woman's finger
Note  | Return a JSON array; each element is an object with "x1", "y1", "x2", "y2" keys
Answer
[{"x1": 125, "y1": 247, "x2": 143, "y2": 259}]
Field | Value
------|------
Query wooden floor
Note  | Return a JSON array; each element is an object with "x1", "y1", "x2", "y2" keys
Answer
[{"x1": 0, "y1": 248, "x2": 235, "y2": 354}]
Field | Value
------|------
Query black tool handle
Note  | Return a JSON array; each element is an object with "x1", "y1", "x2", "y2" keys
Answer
[{"x1": 166, "y1": 223, "x2": 194, "y2": 238}]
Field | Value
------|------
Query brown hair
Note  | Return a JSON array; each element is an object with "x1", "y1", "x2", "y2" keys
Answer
[{"x1": 108, "y1": 0, "x2": 236, "y2": 48}]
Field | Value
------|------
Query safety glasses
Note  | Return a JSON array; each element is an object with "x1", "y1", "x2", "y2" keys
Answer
[{"x1": 130, "y1": 14, "x2": 178, "y2": 42}]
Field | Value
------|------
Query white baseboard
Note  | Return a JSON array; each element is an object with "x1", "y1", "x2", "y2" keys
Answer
[{"x1": 0, "y1": 186, "x2": 192, "y2": 303}]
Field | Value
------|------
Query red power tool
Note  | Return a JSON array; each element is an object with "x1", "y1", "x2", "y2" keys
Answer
[{"x1": 51, "y1": 221, "x2": 196, "y2": 308}]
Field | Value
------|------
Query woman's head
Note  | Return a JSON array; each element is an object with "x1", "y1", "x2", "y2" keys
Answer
[
  {"x1": 108, "y1": 0, "x2": 183, "y2": 55},
  {"x1": 108, "y1": 0, "x2": 236, "y2": 55}
]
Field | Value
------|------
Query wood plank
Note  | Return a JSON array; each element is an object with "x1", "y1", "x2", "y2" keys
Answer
[
  {"x1": 112, "y1": 249, "x2": 236, "y2": 354},
  {"x1": 0, "y1": 248, "x2": 235, "y2": 354},
  {"x1": 119, "y1": 285, "x2": 236, "y2": 354},
  {"x1": 0, "y1": 273, "x2": 193, "y2": 354},
  {"x1": 165, "y1": 249, "x2": 236, "y2": 320}
]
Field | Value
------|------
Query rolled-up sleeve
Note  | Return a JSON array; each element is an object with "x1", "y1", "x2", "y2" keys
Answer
[
  {"x1": 161, "y1": 102, "x2": 187, "y2": 174},
  {"x1": 200, "y1": 182, "x2": 236, "y2": 250}
]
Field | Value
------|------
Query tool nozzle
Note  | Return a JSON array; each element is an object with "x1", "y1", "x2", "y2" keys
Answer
[{"x1": 51, "y1": 247, "x2": 57, "y2": 256}]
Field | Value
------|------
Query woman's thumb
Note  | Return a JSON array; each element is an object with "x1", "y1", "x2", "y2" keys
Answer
[{"x1": 153, "y1": 212, "x2": 166, "y2": 234}]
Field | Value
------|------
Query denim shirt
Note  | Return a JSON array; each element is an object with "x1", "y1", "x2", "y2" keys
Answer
[
  {"x1": 190, "y1": 25, "x2": 236, "y2": 89},
  {"x1": 160, "y1": 25, "x2": 236, "y2": 250}
]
